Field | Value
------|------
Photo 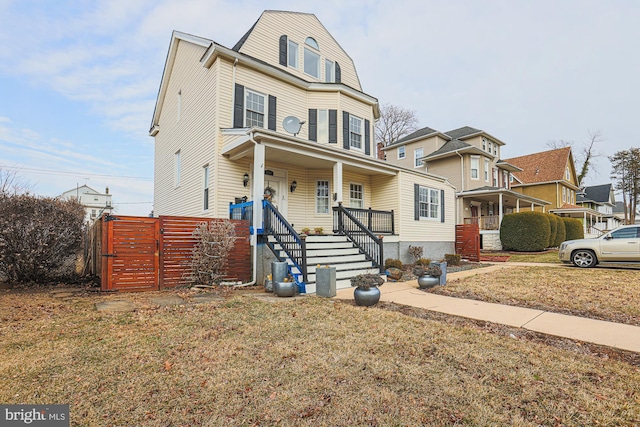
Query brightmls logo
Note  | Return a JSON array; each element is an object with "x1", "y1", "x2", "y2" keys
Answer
[{"x1": 1, "y1": 405, "x2": 69, "y2": 426}]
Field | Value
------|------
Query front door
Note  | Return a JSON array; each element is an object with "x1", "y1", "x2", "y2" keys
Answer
[{"x1": 264, "y1": 175, "x2": 288, "y2": 217}]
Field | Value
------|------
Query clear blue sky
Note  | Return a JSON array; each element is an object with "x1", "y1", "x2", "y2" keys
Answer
[{"x1": 2, "y1": 0, "x2": 638, "y2": 215}]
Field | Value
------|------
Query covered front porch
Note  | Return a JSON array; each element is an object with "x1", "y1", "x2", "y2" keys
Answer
[
  {"x1": 549, "y1": 205, "x2": 609, "y2": 237},
  {"x1": 457, "y1": 187, "x2": 551, "y2": 250}
]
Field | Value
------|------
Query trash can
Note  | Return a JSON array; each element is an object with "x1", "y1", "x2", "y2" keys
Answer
[
  {"x1": 316, "y1": 266, "x2": 336, "y2": 297},
  {"x1": 271, "y1": 261, "x2": 288, "y2": 284},
  {"x1": 430, "y1": 261, "x2": 447, "y2": 285}
]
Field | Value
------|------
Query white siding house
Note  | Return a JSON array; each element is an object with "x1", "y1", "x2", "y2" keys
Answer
[
  {"x1": 59, "y1": 185, "x2": 113, "y2": 223},
  {"x1": 150, "y1": 10, "x2": 456, "y2": 291}
]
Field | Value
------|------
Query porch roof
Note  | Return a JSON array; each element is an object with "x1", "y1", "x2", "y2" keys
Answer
[
  {"x1": 549, "y1": 204, "x2": 607, "y2": 218},
  {"x1": 222, "y1": 128, "x2": 396, "y2": 177},
  {"x1": 457, "y1": 186, "x2": 551, "y2": 207}
]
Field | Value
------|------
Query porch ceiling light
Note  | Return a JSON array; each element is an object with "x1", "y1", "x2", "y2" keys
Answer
[
  {"x1": 290, "y1": 180, "x2": 297, "y2": 193},
  {"x1": 243, "y1": 173, "x2": 249, "y2": 187}
]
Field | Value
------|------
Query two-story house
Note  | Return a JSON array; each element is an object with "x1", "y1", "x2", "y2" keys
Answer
[
  {"x1": 576, "y1": 184, "x2": 621, "y2": 232},
  {"x1": 384, "y1": 126, "x2": 549, "y2": 249},
  {"x1": 150, "y1": 11, "x2": 456, "y2": 291},
  {"x1": 59, "y1": 185, "x2": 113, "y2": 223}
]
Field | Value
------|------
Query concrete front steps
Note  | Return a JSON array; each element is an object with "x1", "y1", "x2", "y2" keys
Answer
[{"x1": 268, "y1": 234, "x2": 380, "y2": 294}]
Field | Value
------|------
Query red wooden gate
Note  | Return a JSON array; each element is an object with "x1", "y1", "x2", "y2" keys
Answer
[
  {"x1": 455, "y1": 223, "x2": 480, "y2": 262},
  {"x1": 101, "y1": 216, "x2": 160, "y2": 291},
  {"x1": 99, "y1": 215, "x2": 251, "y2": 292}
]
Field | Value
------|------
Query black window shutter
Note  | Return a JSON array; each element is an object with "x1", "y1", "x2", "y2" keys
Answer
[
  {"x1": 342, "y1": 111, "x2": 350, "y2": 150},
  {"x1": 335, "y1": 62, "x2": 341, "y2": 83},
  {"x1": 364, "y1": 119, "x2": 370, "y2": 155},
  {"x1": 328, "y1": 109, "x2": 337, "y2": 144},
  {"x1": 441, "y1": 189, "x2": 445, "y2": 223},
  {"x1": 233, "y1": 83, "x2": 244, "y2": 128},
  {"x1": 279, "y1": 35, "x2": 287, "y2": 66},
  {"x1": 414, "y1": 184, "x2": 420, "y2": 221},
  {"x1": 268, "y1": 95, "x2": 277, "y2": 131},
  {"x1": 308, "y1": 109, "x2": 317, "y2": 141}
]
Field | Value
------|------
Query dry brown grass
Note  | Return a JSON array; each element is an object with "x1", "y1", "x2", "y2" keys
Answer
[
  {"x1": 431, "y1": 266, "x2": 640, "y2": 326},
  {"x1": 1, "y1": 287, "x2": 639, "y2": 426},
  {"x1": 485, "y1": 250, "x2": 561, "y2": 263}
]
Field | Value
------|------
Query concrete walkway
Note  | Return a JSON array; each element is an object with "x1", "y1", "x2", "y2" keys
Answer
[{"x1": 334, "y1": 263, "x2": 640, "y2": 354}]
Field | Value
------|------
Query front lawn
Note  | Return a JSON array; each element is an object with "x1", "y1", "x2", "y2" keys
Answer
[
  {"x1": 483, "y1": 249, "x2": 561, "y2": 263},
  {"x1": 429, "y1": 266, "x2": 640, "y2": 326},
  {"x1": 1, "y1": 287, "x2": 639, "y2": 425}
]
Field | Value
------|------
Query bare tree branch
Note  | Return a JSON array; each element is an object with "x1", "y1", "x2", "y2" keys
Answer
[{"x1": 375, "y1": 103, "x2": 419, "y2": 156}]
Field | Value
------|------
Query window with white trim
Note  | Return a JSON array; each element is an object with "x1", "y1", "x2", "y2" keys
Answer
[
  {"x1": 494, "y1": 144, "x2": 498, "y2": 155},
  {"x1": 288, "y1": 40, "x2": 298, "y2": 68},
  {"x1": 304, "y1": 41, "x2": 320, "y2": 78},
  {"x1": 562, "y1": 186, "x2": 567, "y2": 202},
  {"x1": 325, "y1": 59, "x2": 335, "y2": 82},
  {"x1": 482, "y1": 137, "x2": 486, "y2": 151},
  {"x1": 419, "y1": 186, "x2": 440, "y2": 220},
  {"x1": 349, "y1": 115, "x2": 362, "y2": 149},
  {"x1": 349, "y1": 183, "x2": 364, "y2": 208},
  {"x1": 245, "y1": 89, "x2": 265, "y2": 128},
  {"x1": 174, "y1": 150, "x2": 181, "y2": 187},
  {"x1": 565, "y1": 166, "x2": 570, "y2": 180},
  {"x1": 484, "y1": 158, "x2": 490, "y2": 181},
  {"x1": 470, "y1": 156, "x2": 479, "y2": 179},
  {"x1": 316, "y1": 180, "x2": 330, "y2": 214},
  {"x1": 318, "y1": 109, "x2": 328, "y2": 143},
  {"x1": 492, "y1": 168, "x2": 498, "y2": 187},
  {"x1": 398, "y1": 146, "x2": 405, "y2": 159},
  {"x1": 503, "y1": 171, "x2": 508, "y2": 188},
  {"x1": 414, "y1": 148, "x2": 424, "y2": 168},
  {"x1": 203, "y1": 165, "x2": 209, "y2": 211}
]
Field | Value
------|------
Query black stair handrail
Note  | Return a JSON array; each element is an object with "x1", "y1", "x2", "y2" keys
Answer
[
  {"x1": 263, "y1": 199, "x2": 308, "y2": 284},
  {"x1": 335, "y1": 206, "x2": 395, "y2": 235},
  {"x1": 333, "y1": 202, "x2": 384, "y2": 272}
]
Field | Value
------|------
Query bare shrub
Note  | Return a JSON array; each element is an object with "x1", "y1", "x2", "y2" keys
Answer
[
  {"x1": 407, "y1": 245, "x2": 423, "y2": 263},
  {"x1": 0, "y1": 193, "x2": 85, "y2": 283},
  {"x1": 190, "y1": 219, "x2": 236, "y2": 286}
]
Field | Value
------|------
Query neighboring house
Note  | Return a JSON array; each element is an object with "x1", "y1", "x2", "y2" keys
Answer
[
  {"x1": 149, "y1": 10, "x2": 456, "y2": 292},
  {"x1": 59, "y1": 185, "x2": 113, "y2": 223},
  {"x1": 576, "y1": 184, "x2": 621, "y2": 231},
  {"x1": 505, "y1": 147, "x2": 604, "y2": 237},
  {"x1": 383, "y1": 126, "x2": 549, "y2": 249},
  {"x1": 613, "y1": 201, "x2": 640, "y2": 225}
]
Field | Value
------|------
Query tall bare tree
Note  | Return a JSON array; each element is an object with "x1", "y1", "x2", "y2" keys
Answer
[
  {"x1": 546, "y1": 130, "x2": 603, "y2": 186},
  {"x1": 609, "y1": 148, "x2": 640, "y2": 224},
  {"x1": 0, "y1": 167, "x2": 30, "y2": 196},
  {"x1": 375, "y1": 103, "x2": 419, "y2": 159}
]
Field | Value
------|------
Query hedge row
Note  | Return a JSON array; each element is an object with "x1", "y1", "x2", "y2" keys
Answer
[{"x1": 500, "y1": 211, "x2": 583, "y2": 252}]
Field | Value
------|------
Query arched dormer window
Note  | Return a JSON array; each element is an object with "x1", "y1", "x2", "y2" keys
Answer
[{"x1": 305, "y1": 37, "x2": 319, "y2": 50}]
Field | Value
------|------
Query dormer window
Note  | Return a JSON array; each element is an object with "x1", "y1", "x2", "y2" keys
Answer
[
  {"x1": 565, "y1": 166, "x2": 570, "y2": 180},
  {"x1": 304, "y1": 37, "x2": 320, "y2": 78}
]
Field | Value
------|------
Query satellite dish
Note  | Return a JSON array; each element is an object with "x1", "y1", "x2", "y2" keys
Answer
[{"x1": 283, "y1": 116, "x2": 305, "y2": 136}]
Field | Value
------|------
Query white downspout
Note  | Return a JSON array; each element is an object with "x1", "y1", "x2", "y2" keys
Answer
[{"x1": 456, "y1": 151, "x2": 464, "y2": 224}]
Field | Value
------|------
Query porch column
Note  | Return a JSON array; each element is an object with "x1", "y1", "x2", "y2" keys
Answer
[
  {"x1": 498, "y1": 193, "x2": 504, "y2": 227},
  {"x1": 253, "y1": 143, "x2": 265, "y2": 236},
  {"x1": 333, "y1": 161, "x2": 343, "y2": 205},
  {"x1": 583, "y1": 211, "x2": 587, "y2": 235},
  {"x1": 516, "y1": 198, "x2": 520, "y2": 213},
  {"x1": 531, "y1": 202, "x2": 534, "y2": 211}
]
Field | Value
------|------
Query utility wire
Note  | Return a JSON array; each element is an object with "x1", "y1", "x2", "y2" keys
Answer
[{"x1": 0, "y1": 164, "x2": 153, "y2": 181}]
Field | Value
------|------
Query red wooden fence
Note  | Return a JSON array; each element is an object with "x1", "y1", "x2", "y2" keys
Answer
[
  {"x1": 99, "y1": 215, "x2": 250, "y2": 292},
  {"x1": 455, "y1": 223, "x2": 480, "y2": 262}
]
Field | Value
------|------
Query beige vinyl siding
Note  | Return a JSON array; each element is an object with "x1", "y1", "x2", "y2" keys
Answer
[
  {"x1": 342, "y1": 170, "x2": 371, "y2": 209},
  {"x1": 216, "y1": 156, "x2": 252, "y2": 216},
  {"x1": 397, "y1": 172, "x2": 455, "y2": 242},
  {"x1": 370, "y1": 174, "x2": 400, "y2": 233},
  {"x1": 427, "y1": 156, "x2": 462, "y2": 191},
  {"x1": 237, "y1": 11, "x2": 362, "y2": 91},
  {"x1": 154, "y1": 40, "x2": 219, "y2": 217}
]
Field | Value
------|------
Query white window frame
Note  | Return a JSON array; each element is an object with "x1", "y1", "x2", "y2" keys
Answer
[
  {"x1": 304, "y1": 47, "x2": 320, "y2": 78},
  {"x1": 398, "y1": 146, "x2": 405, "y2": 159},
  {"x1": 288, "y1": 40, "x2": 298, "y2": 68},
  {"x1": 482, "y1": 137, "x2": 486, "y2": 151},
  {"x1": 418, "y1": 186, "x2": 441, "y2": 221},
  {"x1": 174, "y1": 150, "x2": 181, "y2": 188},
  {"x1": 414, "y1": 148, "x2": 424, "y2": 168},
  {"x1": 565, "y1": 166, "x2": 570, "y2": 180},
  {"x1": 325, "y1": 59, "x2": 335, "y2": 82},
  {"x1": 245, "y1": 89, "x2": 266, "y2": 128},
  {"x1": 484, "y1": 158, "x2": 490, "y2": 181},
  {"x1": 349, "y1": 183, "x2": 364, "y2": 208},
  {"x1": 318, "y1": 109, "x2": 328, "y2": 144},
  {"x1": 494, "y1": 144, "x2": 498, "y2": 155},
  {"x1": 203, "y1": 164, "x2": 209, "y2": 211},
  {"x1": 316, "y1": 180, "x2": 330, "y2": 214},
  {"x1": 349, "y1": 115, "x2": 363, "y2": 150},
  {"x1": 470, "y1": 155, "x2": 480, "y2": 180},
  {"x1": 503, "y1": 171, "x2": 508, "y2": 188},
  {"x1": 562, "y1": 186, "x2": 567, "y2": 203},
  {"x1": 492, "y1": 168, "x2": 498, "y2": 187}
]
